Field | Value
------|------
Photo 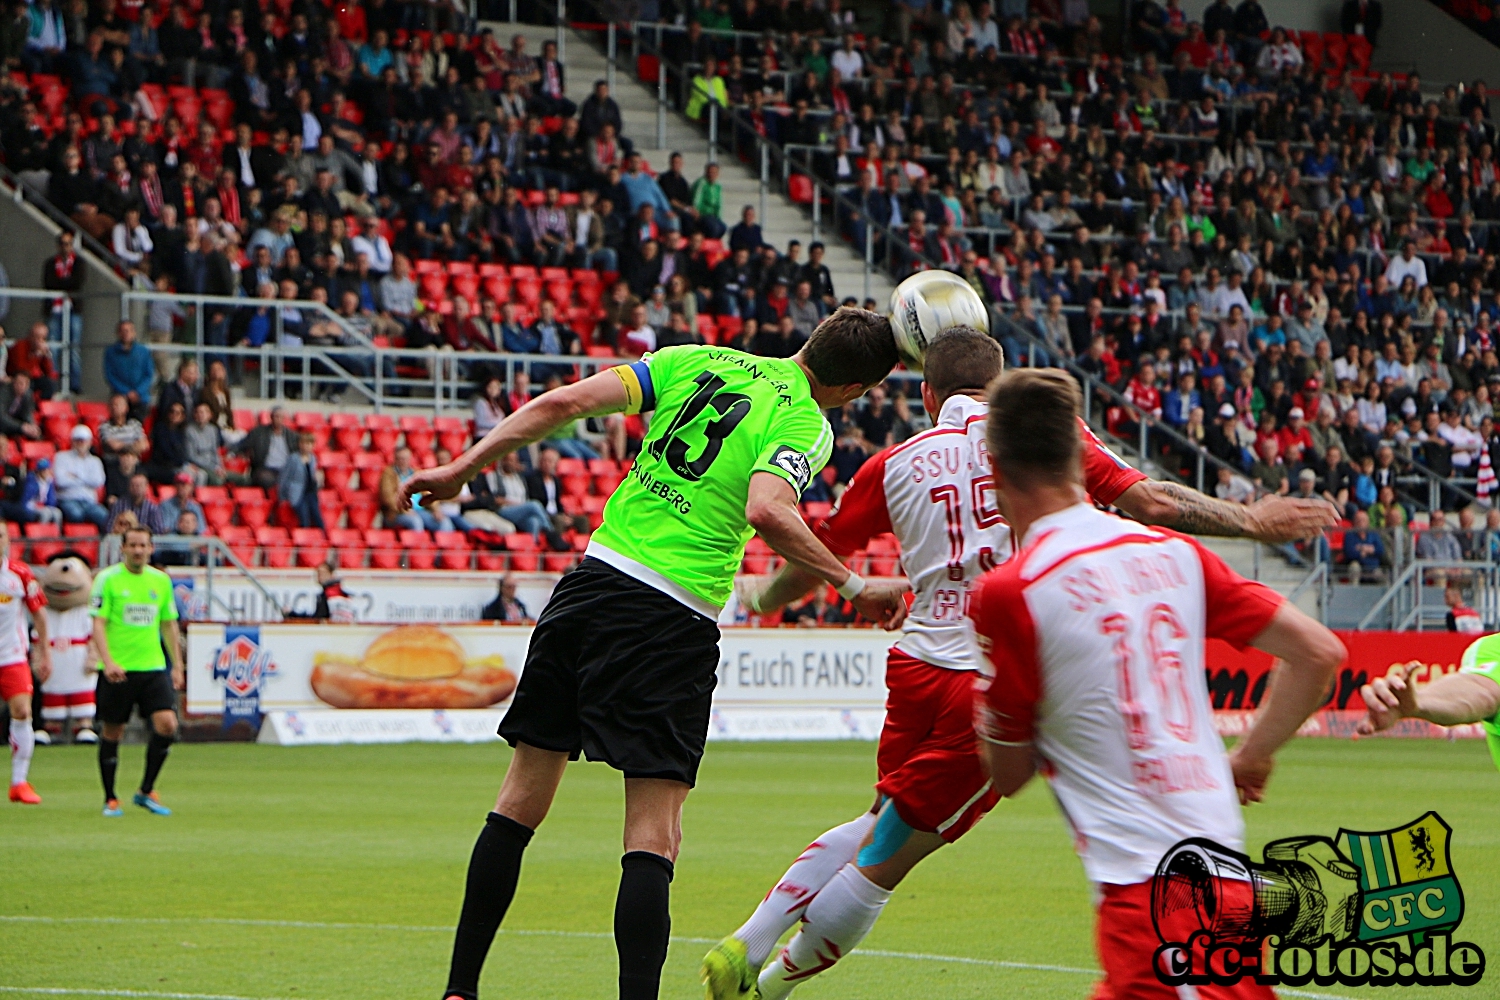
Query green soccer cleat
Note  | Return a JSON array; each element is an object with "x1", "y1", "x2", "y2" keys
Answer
[
  {"x1": 133, "y1": 791, "x2": 172, "y2": 816},
  {"x1": 701, "y1": 936, "x2": 761, "y2": 1000}
]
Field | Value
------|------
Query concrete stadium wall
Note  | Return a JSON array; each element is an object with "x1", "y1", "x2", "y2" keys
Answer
[
  {"x1": 0, "y1": 189, "x2": 128, "y2": 400},
  {"x1": 1365, "y1": 2, "x2": 1499, "y2": 83}
]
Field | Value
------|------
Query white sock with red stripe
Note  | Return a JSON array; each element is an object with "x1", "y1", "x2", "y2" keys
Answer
[
  {"x1": 10, "y1": 724, "x2": 33, "y2": 786},
  {"x1": 734, "y1": 811, "x2": 875, "y2": 966},
  {"x1": 757, "y1": 864, "x2": 891, "y2": 1000}
]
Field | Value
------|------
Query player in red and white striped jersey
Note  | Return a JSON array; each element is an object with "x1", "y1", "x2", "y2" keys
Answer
[
  {"x1": 971, "y1": 369, "x2": 1344, "y2": 1000},
  {"x1": 702, "y1": 331, "x2": 1340, "y2": 1000},
  {"x1": 0, "y1": 527, "x2": 50, "y2": 804}
]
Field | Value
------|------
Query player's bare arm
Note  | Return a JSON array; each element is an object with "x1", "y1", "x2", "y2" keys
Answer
[
  {"x1": 1115, "y1": 479, "x2": 1339, "y2": 543},
  {"x1": 1358, "y1": 661, "x2": 1500, "y2": 734},
  {"x1": 403, "y1": 370, "x2": 630, "y2": 508},
  {"x1": 30, "y1": 605, "x2": 50, "y2": 683},
  {"x1": 1227, "y1": 603, "x2": 1345, "y2": 804},
  {"x1": 977, "y1": 739, "x2": 1036, "y2": 799},
  {"x1": 94, "y1": 616, "x2": 124, "y2": 683},
  {"x1": 736, "y1": 563, "x2": 822, "y2": 617},
  {"x1": 162, "y1": 618, "x2": 184, "y2": 689},
  {"x1": 744, "y1": 472, "x2": 908, "y2": 630}
]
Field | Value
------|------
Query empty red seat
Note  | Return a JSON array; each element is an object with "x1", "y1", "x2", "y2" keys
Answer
[
  {"x1": 326, "y1": 528, "x2": 365, "y2": 567},
  {"x1": 504, "y1": 533, "x2": 539, "y2": 571},
  {"x1": 435, "y1": 416, "x2": 470, "y2": 454},
  {"x1": 438, "y1": 549, "x2": 471, "y2": 570},
  {"x1": 346, "y1": 498, "x2": 377, "y2": 531},
  {"x1": 400, "y1": 416, "x2": 435, "y2": 451},
  {"x1": 367, "y1": 414, "x2": 399, "y2": 456},
  {"x1": 476, "y1": 552, "x2": 506, "y2": 571},
  {"x1": 62, "y1": 523, "x2": 98, "y2": 539}
]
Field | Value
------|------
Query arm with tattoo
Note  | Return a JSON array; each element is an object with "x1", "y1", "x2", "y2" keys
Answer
[{"x1": 1113, "y1": 479, "x2": 1340, "y2": 543}]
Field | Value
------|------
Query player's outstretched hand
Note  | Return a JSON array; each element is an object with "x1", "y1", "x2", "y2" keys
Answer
[
  {"x1": 853, "y1": 583, "x2": 909, "y2": 631},
  {"x1": 400, "y1": 462, "x2": 469, "y2": 512},
  {"x1": 1228, "y1": 747, "x2": 1274, "y2": 805},
  {"x1": 1356, "y1": 659, "x2": 1422, "y2": 735},
  {"x1": 1244, "y1": 495, "x2": 1341, "y2": 543}
]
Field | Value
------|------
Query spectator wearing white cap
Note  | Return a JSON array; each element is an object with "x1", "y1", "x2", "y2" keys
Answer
[{"x1": 52, "y1": 425, "x2": 108, "y2": 531}]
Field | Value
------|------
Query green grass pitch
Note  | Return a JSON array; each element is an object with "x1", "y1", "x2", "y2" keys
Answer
[{"x1": 1, "y1": 738, "x2": 1496, "y2": 1000}]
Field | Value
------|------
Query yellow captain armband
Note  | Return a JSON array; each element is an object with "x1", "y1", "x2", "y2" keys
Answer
[{"x1": 612, "y1": 360, "x2": 656, "y2": 416}]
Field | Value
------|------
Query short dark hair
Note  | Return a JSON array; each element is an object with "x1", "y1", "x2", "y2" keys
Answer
[
  {"x1": 923, "y1": 327, "x2": 1002, "y2": 403},
  {"x1": 986, "y1": 369, "x2": 1082, "y2": 490},
  {"x1": 122, "y1": 525, "x2": 154, "y2": 544},
  {"x1": 801, "y1": 307, "x2": 898, "y2": 389}
]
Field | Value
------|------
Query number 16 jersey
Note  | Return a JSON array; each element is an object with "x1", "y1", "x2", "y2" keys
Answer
[
  {"x1": 589, "y1": 346, "x2": 835, "y2": 618},
  {"x1": 815, "y1": 395, "x2": 1146, "y2": 671}
]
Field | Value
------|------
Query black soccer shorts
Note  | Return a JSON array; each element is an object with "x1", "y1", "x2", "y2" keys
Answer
[
  {"x1": 499, "y1": 557, "x2": 722, "y2": 787},
  {"x1": 96, "y1": 669, "x2": 176, "y2": 725}
]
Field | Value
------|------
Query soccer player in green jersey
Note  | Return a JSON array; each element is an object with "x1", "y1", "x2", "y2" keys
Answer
[
  {"x1": 92, "y1": 526, "x2": 183, "y2": 817},
  {"x1": 405, "y1": 308, "x2": 909, "y2": 1000},
  {"x1": 1359, "y1": 640, "x2": 1500, "y2": 771}
]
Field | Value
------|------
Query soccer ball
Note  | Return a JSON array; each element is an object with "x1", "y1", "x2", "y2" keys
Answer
[{"x1": 888, "y1": 270, "x2": 990, "y2": 373}]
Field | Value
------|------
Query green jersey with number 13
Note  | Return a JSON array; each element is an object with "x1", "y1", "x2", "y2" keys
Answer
[{"x1": 587, "y1": 346, "x2": 834, "y2": 617}]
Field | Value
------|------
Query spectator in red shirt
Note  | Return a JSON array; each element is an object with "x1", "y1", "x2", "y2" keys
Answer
[
  {"x1": 1277, "y1": 406, "x2": 1315, "y2": 456},
  {"x1": 9, "y1": 323, "x2": 59, "y2": 400}
]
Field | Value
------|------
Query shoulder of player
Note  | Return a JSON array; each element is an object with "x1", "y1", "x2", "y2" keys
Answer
[
  {"x1": 1014, "y1": 509, "x2": 1180, "y2": 583},
  {"x1": 886, "y1": 419, "x2": 976, "y2": 461}
]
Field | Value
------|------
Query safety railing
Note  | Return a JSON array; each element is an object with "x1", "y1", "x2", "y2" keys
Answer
[
  {"x1": 0, "y1": 287, "x2": 105, "y2": 399},
  {"x1": 97, "y1": 534, "x2": 287, "y2": 622},
  {"x1": 0, "y1": 162, "x2": 134, "y2": 280}
]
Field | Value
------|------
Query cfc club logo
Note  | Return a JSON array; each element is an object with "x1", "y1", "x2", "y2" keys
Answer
[{"x1": 1151, "y1": 813, "x2": 1484, "y2": 989}]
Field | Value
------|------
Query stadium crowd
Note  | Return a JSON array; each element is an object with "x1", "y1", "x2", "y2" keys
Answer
[
  {"x1": 0, "y1": 0, "x2": 1496, "y2": 594},
  {"x1": 661, "y1": 0, "x2": 1500, "y2": 582}
]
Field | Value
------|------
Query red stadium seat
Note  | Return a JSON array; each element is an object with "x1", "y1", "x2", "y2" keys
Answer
[
  {"x1": 367, "y1": 415, "x2": 399, "y2": 457},
  {"x1": 476, "y1": 552, "x2": 506, "y2": 571},
  {"x1": 328, "y1": 528, "x2": 366, "y2": 568},
  {"x1": 788, "y1": 174, "x2": 814, "y2": 204},
  {"x1": 234, "y1": 487, "x2": 270, "y2": 529},
  {"x1": 293, "y1": 528, "x2": 329, "y2": 567},
  {"x1": 434, "y1": 416, "x2": 470, "y2": 454},
  {"x1": 400, "y1": 415, "x2": 435, "y2": 452},
  {"x1": 504, "y1": 533, "x2": 539, "y2": 571},
  {"x1": 256, "y1": 527, "x2": 292, "y2": 567},
  {"x1": 345, "y1": 498, "x2": 377, "y2": 531}
]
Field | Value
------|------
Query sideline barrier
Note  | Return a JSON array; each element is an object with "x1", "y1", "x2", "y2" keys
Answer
[{"x1": 187, "y1": 623, "x2": 1490, "y2": 743}]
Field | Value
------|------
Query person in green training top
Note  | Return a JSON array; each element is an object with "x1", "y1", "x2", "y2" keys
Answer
[
  {"x1": 1358, "y1": 641, "x2": 1500, "y2": 771},
  {"x1": 92, "y1": 526, "x2": 183, "y2": 818},
  {"x1": 689, "y1": 162, "x2": 725, "y2": 239},
  {"x1": 404, "y1": 307, "x2": 907, "y2": 1000}
]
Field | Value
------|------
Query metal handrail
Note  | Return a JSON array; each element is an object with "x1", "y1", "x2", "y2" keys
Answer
[{"x1": 99, "y1": 534, "x2": 287, "y2": 621}]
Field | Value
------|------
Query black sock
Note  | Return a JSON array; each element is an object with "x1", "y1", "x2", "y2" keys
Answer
[
  {"x1": 99, "y1": 738, "x2": 119, "y2": 802},
  {"x1": 444, "y1": 812, "x2": 534, "y2": 1000},
  {"x1": 615, "y1": 852, "x2": 674, "y2": 1000},
  {"x1": 141, "y1": 732, "x2": 175, "y2": 794}
]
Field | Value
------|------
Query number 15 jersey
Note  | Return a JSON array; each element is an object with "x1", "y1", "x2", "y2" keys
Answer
[
  {"x1": 815, "y1": 394, "x2": 1146, "y2": 671},
  {"x1": 590, "y1": 346, "x2": 835, "y2": 618}
]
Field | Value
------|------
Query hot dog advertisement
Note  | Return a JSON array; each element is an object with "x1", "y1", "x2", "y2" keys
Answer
[
  {"x1": 187, "y1": 626, "x2": 1495, "y2": 745},
  {"x1": 185, "y1": 624, "x2": 901, "y2": 725}
]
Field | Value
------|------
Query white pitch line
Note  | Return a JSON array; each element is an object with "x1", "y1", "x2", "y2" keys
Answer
[
  {"x1": 0, "y1": 988, "x2": 301, "y2": 1000},
  {"x1": 0, "y1": 916, "x2": 1363, "y2": 999}
]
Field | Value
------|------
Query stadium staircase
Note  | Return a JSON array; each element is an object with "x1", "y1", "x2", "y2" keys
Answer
[{"x1": 507, "y1": 20, "x2": 895, "y2": 308}]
